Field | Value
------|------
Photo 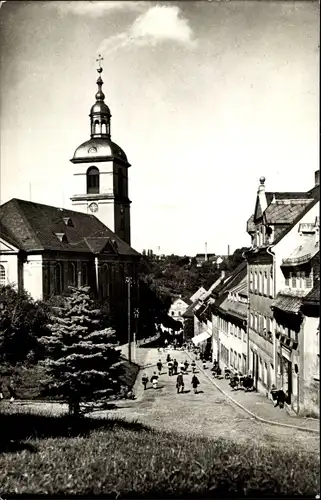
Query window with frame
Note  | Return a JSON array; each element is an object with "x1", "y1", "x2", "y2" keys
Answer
[
  {"x1": 54, "y1": 263, "x2": 63, "y2": 294},
  {"x1": 68, "y1": 262, "x2": 76, "y2": 287},
  {"x1": 101, "y1": 264, "x2": 110, "y2": 298},
  {"x1": 285, "y1": 272, "x2": 290, "y2": 287},
  {"x1": 291, "y1": 271, "x2": 297, "y2": 288},
  {"x1": 263, "y1": 272, "x2": 267, "y2": 295},
  {"x1": 257, "y1": 272, "x2": 261, "y2": 293},
  {"x1": 87, "y1": 166, "x2": 99, "y2": 194},
  {"x1": 305, "y1": 269, "x2": 313, "y2": 288},
  {"x1": 81, "y1": 262, "x2": 88, "y2": 286},
  {"x1": 270, "y1": 269, "x2": 273, "y2": 296},
  {"x1": 0, "y1": 264, "x2": 6, "y2": 286}
]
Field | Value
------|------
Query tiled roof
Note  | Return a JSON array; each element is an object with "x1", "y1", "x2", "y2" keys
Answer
[
  {"x1": 302, "y1": 280, "x2": 320, "y2": 305},
  {"x1": 273, "y1": 195, "x2": 320, "y2": 246},
  {"x1": 266, "y1": 192, "x2": 314, "y2": 203},
  {"x1": 271, "y1": 293, "x2": 303, "y2": 314},
  {"x1": 182, "y1": 299, "x2": 199, "y2": 318},
  {"x1": 228, "y1": 276, "x2": 248, "y2": 297},
  {"x1": 0, "y1": 199, "x2": 140, "y2": 258},
  {"x1": 219, "y1": 297, "x2": 247, "y2": 320},
  {"x1": 264, "y1": 201, "x2": 311, "y2": 224}
]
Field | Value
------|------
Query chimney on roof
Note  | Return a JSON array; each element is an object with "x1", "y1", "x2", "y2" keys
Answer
[
  {"x1": 257, "y1": 176, "x2": 267, "y2": 213},
  {"x1": 227, "y1": 244, "x2": 230, "y2": 257},
  {"x1": 315, "y1": 170, "x2": 320, "y2": 187}
]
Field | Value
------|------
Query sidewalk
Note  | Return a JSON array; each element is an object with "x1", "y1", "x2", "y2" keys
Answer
[{"x1": 190, "y1": 354, "x2": 319, "y2": 433}]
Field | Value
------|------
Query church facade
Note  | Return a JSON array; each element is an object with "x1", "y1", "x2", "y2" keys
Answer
[{"x1": 0, "y1": 60, "x2": 140, "y2": 339}]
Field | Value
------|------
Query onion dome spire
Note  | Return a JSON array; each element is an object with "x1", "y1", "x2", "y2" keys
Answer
[{"x1": 90, "y1": 54, "x2": 111, "y2": 139}]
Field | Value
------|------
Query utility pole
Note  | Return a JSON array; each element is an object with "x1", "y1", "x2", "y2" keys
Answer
[
  {"x1": 125, "y1": 276, "x2": 132, "y2": 363},
  {"x1": 133, "y1": 308, "x2": 139, "y2": 363}
]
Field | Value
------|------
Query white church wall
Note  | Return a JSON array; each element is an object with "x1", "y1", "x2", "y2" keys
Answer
[{"x1": 23, "y1": 255, "x2": 43, "y2": 300}]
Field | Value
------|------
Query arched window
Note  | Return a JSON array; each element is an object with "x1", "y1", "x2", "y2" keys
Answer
[
  {"x1": 68, "y1": 262, "x2": 76, "y2": 287},
  {"x1": 0, "y1": 264, "x2": 6, "y2": 286},
  {"x1": 87, "y1": 166, "x2": 99, "y2": 194},
  {"x1": 102, "y1": 264, "x2": 110, "y2": 298},
  {"x1": 54, "y1": 263, "x2": 63, "y2": 294},
  {"x1": 81, "y1": 263, "x2": 88, "y2": 286},
  {"x1": 101, "y1": 120, "x2": 107, "y2": 134},
  {"x1": 94, "y1": 120, "x2": 100, "y2": 134}
]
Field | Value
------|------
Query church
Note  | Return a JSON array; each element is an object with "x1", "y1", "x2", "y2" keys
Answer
[{"x1": 0, "y1": 58, "x2": 141, "y2": 335}]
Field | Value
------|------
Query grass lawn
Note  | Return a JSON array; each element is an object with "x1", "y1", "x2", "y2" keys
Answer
[{"x1": 0, "y1": 407, "x2": 319, "y2": 497}]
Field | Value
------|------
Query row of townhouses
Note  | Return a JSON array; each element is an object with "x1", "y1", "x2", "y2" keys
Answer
[{"x1": 182, "y1": 171, "x2": 320, "y2": 417}]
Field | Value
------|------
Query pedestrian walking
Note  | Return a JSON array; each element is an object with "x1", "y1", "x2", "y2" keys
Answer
[
  {"x1": 179, "y1": 361, "x2": 185, "y2": 373},
  {"x1": 166, "y1": 353, "x2": 171, "y2": 363},
  {"x1": 150, "y1": 372, "x2": 159, "y2": 389},
  {"x1": 167, "y1": 360, "x2": 173, "y2": 376},
  {"x1": 274, "y1": 387, "x2": 286, "y2": 409},
  {"x1": 157, "y1": 359, "x2": 163, "y2": 375},
  {"x1": 8, "y1": 378, "x2": 16, "y2": 403},
  {"x1": 184, "y1": 360, "x2": 189, "y2": 372},
  {"x1": 141, "y1": 373, "x2": 149, "y2": 390},
  {"x1": 191, "y1": 374, "x2": 200, "y2": 394},
  {"x1": 173, "y1": 359, "x2": 178, "y2": 375},
  {"x1": 191, "y1": 360, "x2": 196, "y2": 373},
  {"x1": 202, "y1": 359, "x2": 207, "y2": 370},
  {"x1": 176, "y1": 372, "x2": 185, "y2": 394}
]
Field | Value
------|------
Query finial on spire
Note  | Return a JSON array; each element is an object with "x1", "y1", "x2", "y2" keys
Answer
[{"x1": 96, "y1": 54, "x2": 103, "y2": 74}]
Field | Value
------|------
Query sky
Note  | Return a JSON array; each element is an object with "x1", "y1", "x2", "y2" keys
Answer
[{"x1": 0, "y1": 0, "x2": 319, "y2": 256}]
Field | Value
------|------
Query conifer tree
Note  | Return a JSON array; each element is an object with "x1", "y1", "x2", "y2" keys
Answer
[{"x1": 39, "y1": 286, "x2": 123, "y2": 415}]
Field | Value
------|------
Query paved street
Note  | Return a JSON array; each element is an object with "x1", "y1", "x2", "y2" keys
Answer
[
  {"x1": 9, "y1": 346, "x2": 319, "y2": 455},
  {"x1": 99, "y1": 347, "x2": 319, "y2": 454}
]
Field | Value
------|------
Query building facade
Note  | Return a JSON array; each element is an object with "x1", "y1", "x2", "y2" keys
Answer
[{"x1": 244, "y1": 173, "x2": 319, "y2": 398}]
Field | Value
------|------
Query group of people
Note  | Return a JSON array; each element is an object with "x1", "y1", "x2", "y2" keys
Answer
[{"x1": 141, "y1": 354, "x2": 201, "y2": 394}]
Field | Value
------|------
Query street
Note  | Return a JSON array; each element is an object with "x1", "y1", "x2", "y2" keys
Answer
[{"x1": 10, "y1": 346, "x2": 318, "y2": 455}]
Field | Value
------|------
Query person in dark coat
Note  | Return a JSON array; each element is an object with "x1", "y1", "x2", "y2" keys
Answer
[
  {"x1": 184, "y1": 360, "x2": 189, "y2": 372},
  {"x1": 191, "y1": 375, "x2": 200, "y2": 394},
  {"x1": 275, "y1": 387, "x2": 286, "y2": 409},
  {"x1": 191, "y1": 360, "x2": 196, "y2": 373},
  {"x1": 141, "y1": 373, "x2": 149, "y2": 391},
  {"x1": 173, "y1": 359, "x2": 178, "y2": 375},
  {"x1": 176, "y1": 372, "x2": 184, "y2": 394},
  {"x1": 157, "y1": 360, "x2": 163, "y2": 375}
]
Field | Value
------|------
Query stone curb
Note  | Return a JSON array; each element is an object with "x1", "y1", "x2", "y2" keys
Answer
[{"x1": 186, "y1": 353, "x2": 319, "y2": 435}]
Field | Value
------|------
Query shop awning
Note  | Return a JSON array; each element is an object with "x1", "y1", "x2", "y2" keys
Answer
[{"x1": 191, "y1": 332, "x2": 211, "y2": 345}]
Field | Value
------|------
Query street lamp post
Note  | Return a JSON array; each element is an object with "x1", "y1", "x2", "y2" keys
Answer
[
  {"x1": 125, "y1": 276, "x2": 132, "y2": 363},
  {"x1": 133, "y1": 307, "x2": 139, "y2": 362}
]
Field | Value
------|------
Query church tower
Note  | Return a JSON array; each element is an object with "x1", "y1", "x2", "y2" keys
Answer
[{"x1": 70, "y1": 56, "x2": 131, "y2": 245}]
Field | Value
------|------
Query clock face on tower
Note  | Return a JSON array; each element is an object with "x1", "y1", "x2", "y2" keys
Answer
[{"x1": 89, "y1": 202, "x2": 98, "y2": 213}]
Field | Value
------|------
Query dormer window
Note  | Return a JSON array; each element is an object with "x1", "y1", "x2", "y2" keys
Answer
[
  {"x1": 55, "y1": 233, "x2": 67, "y2": 243},
  {"x1": 63, "y1": 217, "x2": 73, "y2": 227}
]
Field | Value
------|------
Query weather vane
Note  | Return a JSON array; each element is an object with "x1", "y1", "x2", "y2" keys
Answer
[{"x1": 96, "y1": 54, "x2": 103, "y2": 73}]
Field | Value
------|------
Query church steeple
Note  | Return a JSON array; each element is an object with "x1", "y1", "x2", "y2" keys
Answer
[{"x1": 90, "y1": 55, "x2": 111, "y2": 139}]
